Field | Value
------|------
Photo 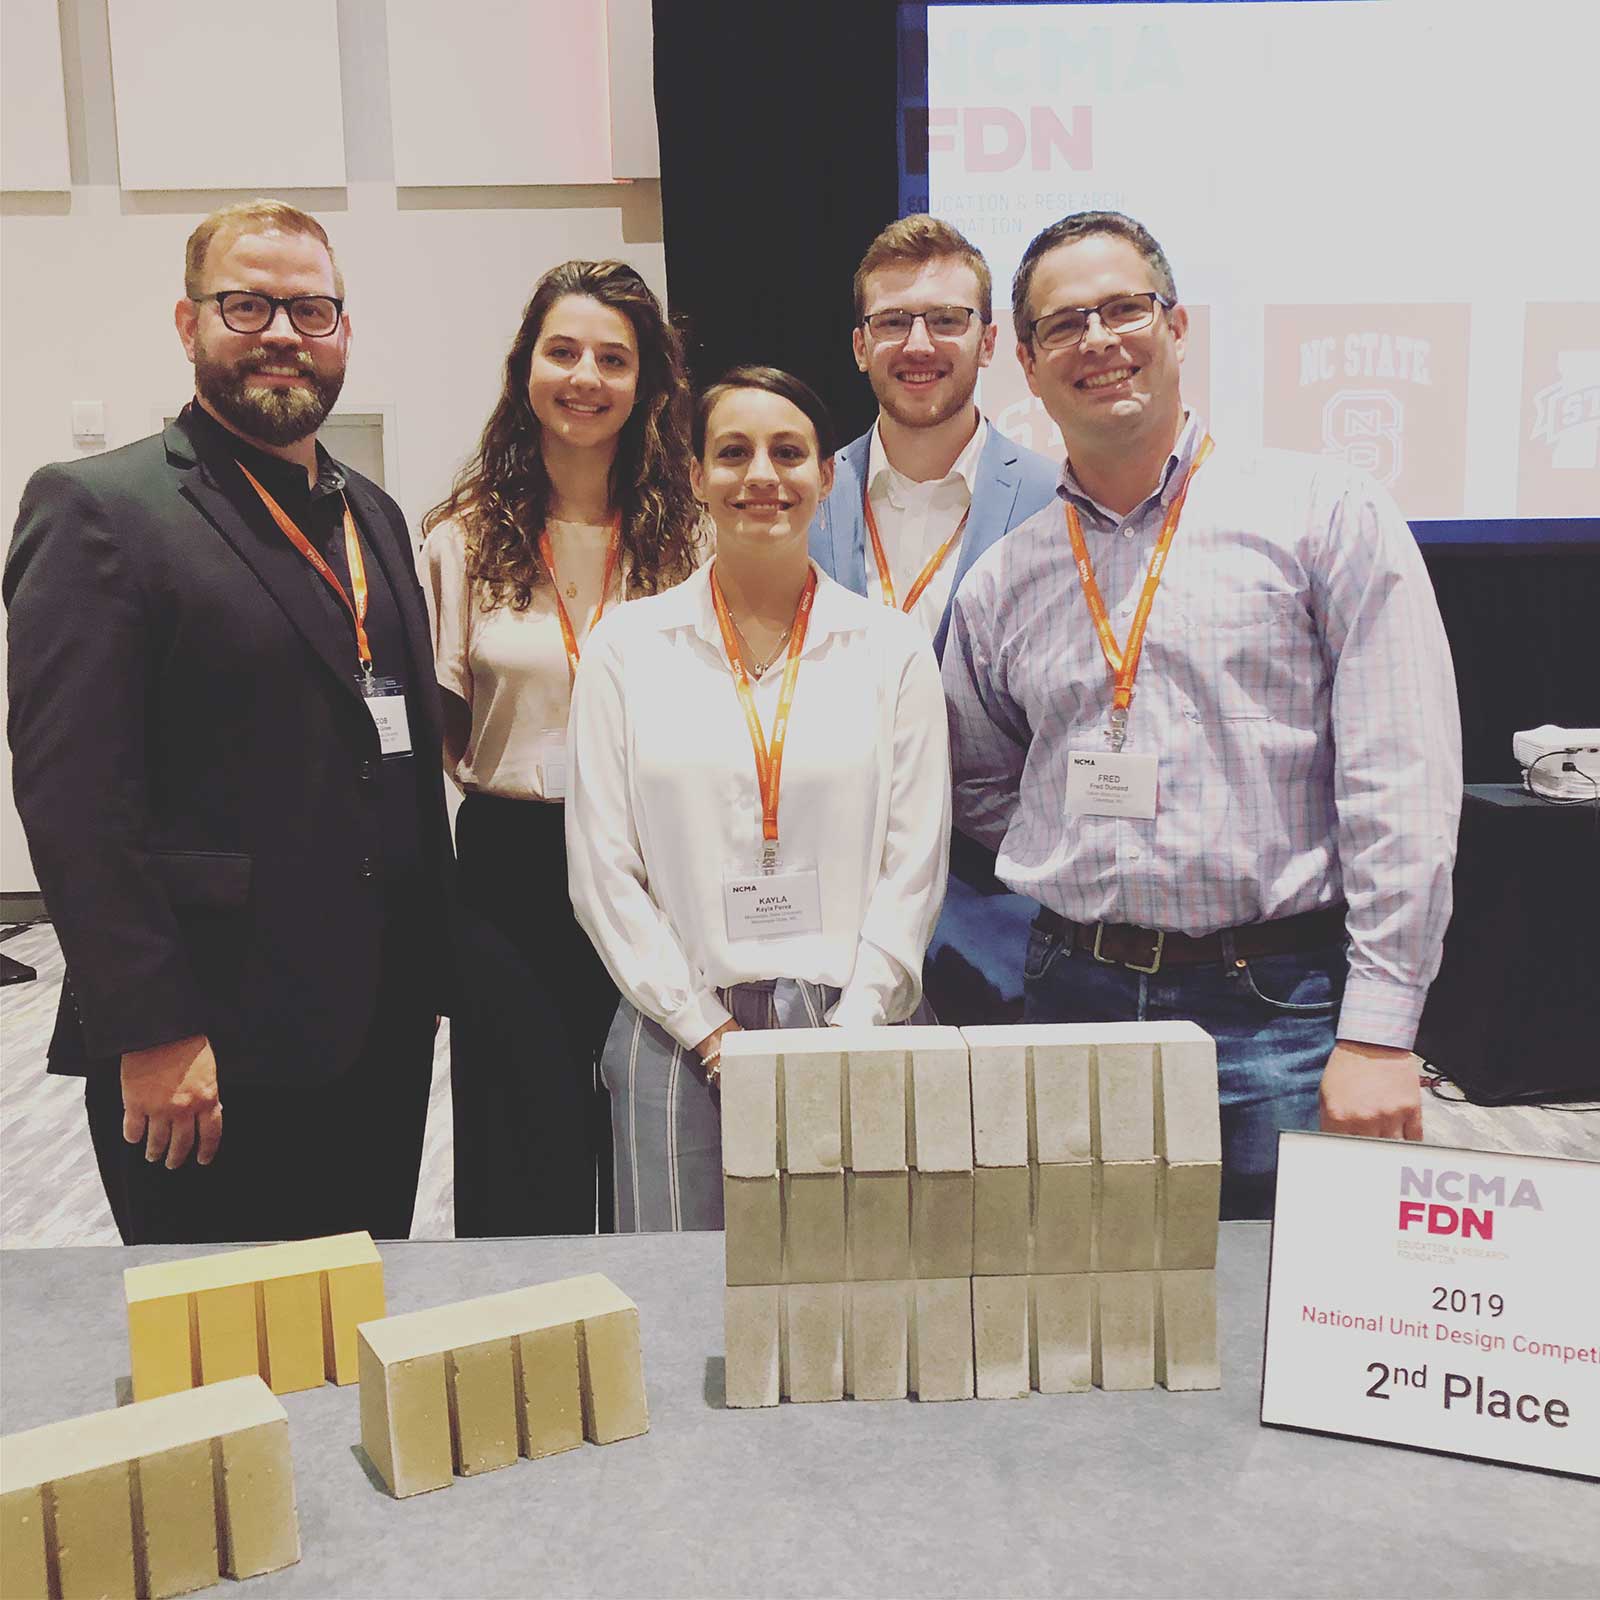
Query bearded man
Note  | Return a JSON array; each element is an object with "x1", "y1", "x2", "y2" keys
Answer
[{"x1": 5, "y1": 201, "x2": 456, "y2": 1243}]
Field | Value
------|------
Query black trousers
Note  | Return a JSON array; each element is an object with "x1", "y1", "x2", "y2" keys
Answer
[
  {"x1": 85, "y1": 950, "x2": 436, "y2": 1245},
  {"x1": 450, "y1": 793, "x2": 619, "y2": 1237}
]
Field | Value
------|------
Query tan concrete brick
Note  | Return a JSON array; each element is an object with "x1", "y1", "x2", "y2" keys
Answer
[
  {"x1": 972, "y1": 1274, "x2": 1030, "y2": 1399},
  {"x1": 777, "y1": 1035, "x2": 845, "y2": 1174},
  {"x1": 846, "y1": 1172, "x2": 911, "y2": 1281},
  {"x1": 1094, "y1": 1272, "x2": 1155, "y2": 1391},
  {"x1": 1031, "y1": 1162, "x2": 1093, "y2": 1274},
  {"x1": 194, "y1": 1283, "x2": 258, "y2": 1387},
  {"x1": 576, "y1": 1306, "x2": 649, "y2": 1444},
  {"x1": 0, "y1": 1486, "x2": 49, "y2": 1600},
  {"x1": 723, "y1": 1285, "x2": 780, "y2": 1408},
  {"x1": 844, "y1": 1046, "x2": 907, "y2": 1171},
  {"x1": 445, "y1": 1338, "x2": 518, "y2": 1476},
  {"x1": 718, "y1": 1035, "x2": 779, "y2": 1178},
  {"x1": 127, "y1": 1293, "x2": 194, "y2": 1402},
  {"x1": 1157, "y1": 1269, "x2": 1220, "y2": 1391},
  {"x1": 972, "y1": 1165, "x2": 1030, "y2": 1276},
  {"x1": 961, "y1": 1030, "x2": 1028, "y2": 1167},
  {"x1": 910, "y1": 1170, "x2": 974, "y2": 1280},
  {"x1": 846, "y1": 1281, "x2": 909, "y2": 1400},
  {"x1": 1093, "y1": 1040, "x2": 1156, "y2": 1160},
  {"x1": 1028, "y1": 1037, "x2": 1093, "y2": 1164},
  {"x1": 909, "y1": 1277, "x2": 974, "y2": 1402},
  {"x1": 1155, "y1": 1035, "x2": 1222, "y2": 1163},
  {"x1": 358, "y1": 1338, "x2": 452, "y2": 1498},
  {"x1": 1094, "y1": 1161, "x2": 1159, "y2": 1271},
  {"x1": 261, "y1": 1272, "x2": 324, "y2": 1395},
  {"x1": 134, "y1": 1439, "x2": 217, "y2": 1599},
  {"x1": 781, "y1": 1283, "x2": 844, "y2": 1403},
  {"x1": 215, "y1": 1417, "x2": 299, "y2": 1578},
  {"x1": 52, "y1": 1462, "x2": 135, "y2": 1600},
  {"x1": 782, "y1": 1172, "x2": 846, "y2": 1283},
  {"x1": 1159, "y1": 1162, "x2": 1222, "y2": 1269},
  {"x1": 323, "y1": 1259, "x2": 386, "y2": 1386},
  {"x1": 906, "y1": 1034, "x2": 974, "y2": 1173},
  {"x1": 724, "y1": 1175, "x2": 783, "y2": 1286},
  {"x1": 1030, "y1": 1274, "x2": 1093, "y2": 1394},
  {"x1": 516, "y1": 1323, "x2": 583, "y2": 1459}
]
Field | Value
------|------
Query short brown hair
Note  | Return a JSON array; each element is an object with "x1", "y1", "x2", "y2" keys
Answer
[
  {"x1": 1011, "y1": 211, "x2": 1177, "y2": 340},
  {"x1": 693, "y1": 365, "x2": 837, "y2": 462},
  {"x1": 184, "y1": 200, "x2": 344, "y2": 299},
  {"x1": 852, "y1": 214, "x2": 992, "y2": 324}
]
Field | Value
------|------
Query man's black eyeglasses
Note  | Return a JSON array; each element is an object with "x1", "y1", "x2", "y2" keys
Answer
[
  {"x1": 192, "y1": 291, "x2": 344, "y2": 338},
  {"x1": 1027, "y1": 292, "x2": 1175, "y2": 351}
]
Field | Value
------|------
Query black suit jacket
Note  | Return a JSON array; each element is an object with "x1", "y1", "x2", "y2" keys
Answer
[{"x1": 5, "y1": 413, "x2": 456, "y2": 1085}]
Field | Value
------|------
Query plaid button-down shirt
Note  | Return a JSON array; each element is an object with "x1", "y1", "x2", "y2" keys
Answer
[{"x1": 942, "y1": 414, "x2": 1461, "y2": 1049}]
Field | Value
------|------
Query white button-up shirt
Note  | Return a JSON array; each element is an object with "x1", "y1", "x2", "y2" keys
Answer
[
  {"x1": 864, "y1": 417, "x2": 988, "y2": 637},
  {"x1": 943, "y1": 415, "x2": 1462, "y2": 1050},
  {"x1": 568, "y1": 564, "x2": 951, "y2": 1050}
]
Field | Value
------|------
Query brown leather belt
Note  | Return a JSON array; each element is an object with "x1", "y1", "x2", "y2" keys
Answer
[{"x1": 1033, "y1": 904, "x2": 1347, "y2": 975}]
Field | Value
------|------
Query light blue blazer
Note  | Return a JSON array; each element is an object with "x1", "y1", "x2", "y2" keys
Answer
[{"x1": 810, "y1": 421, "x2": 1060, "y2": 1024}]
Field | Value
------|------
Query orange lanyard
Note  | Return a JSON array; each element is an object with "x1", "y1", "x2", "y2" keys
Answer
[
  {"x1": 238, "y1": 461, "x2": 373, "y2": 675},
  {"x1": 709, "y1": 564, "x2": 818, "y2": 868},
  {"x1": 863, "y1": 485, "x2": 970, "y2": 614},
  {"x1": 538, "y1": 514, "x2": 623, "y2": 682},
  {"x1": 1063, "y1": 434, "x2": 1214, "y2": 749}
]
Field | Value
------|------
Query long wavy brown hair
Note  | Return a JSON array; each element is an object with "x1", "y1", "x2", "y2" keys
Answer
[{"x1": 423, "y1": 260, "x2": 700, "y2": 608}]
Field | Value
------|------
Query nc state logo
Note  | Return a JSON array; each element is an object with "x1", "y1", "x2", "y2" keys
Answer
[
  {"x1": 1322, "y1": 389, "x2": 1403, "y2": 484},
  {"x1": 1530, "y1": 350, "x2": 1600, "y2": 468}
]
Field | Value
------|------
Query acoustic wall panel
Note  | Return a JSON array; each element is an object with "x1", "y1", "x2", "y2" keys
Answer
[
  {"x1": 107, "y1": 0, "x2": 346, "y2": 190},
  {"x1": 606, "y1": 0, "x2": 659, "y2": 179},
  {"x1": 1, "y1": 0, "x2": 72, "y2": 190},
  {"x1": 386, "y1": 0, "x2": 612, "y2": 187}
]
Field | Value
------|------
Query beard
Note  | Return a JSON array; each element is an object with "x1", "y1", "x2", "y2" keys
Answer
[
  {"x1": 194, "y1": 344, "x2": 345, "y2": 447},
  {"x1": 871, "y1": 364, "x2": 979, "y2": 432}
]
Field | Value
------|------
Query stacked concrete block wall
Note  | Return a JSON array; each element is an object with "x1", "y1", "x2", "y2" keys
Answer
[
  {"x1": 123, "y1": 1232, "x2": 386, "y2": 1402},
  {"x1": 721, "y1": 1023, "x2": 1221, "y2": 1408},
  {"x1": 356, "y1": 1274, "x2": 648, "y2": 1498},
  {"x1": 0, "y1": 1375, "x2": 298, "y2": 1599}
]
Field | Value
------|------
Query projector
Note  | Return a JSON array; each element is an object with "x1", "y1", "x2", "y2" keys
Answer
[{"x1": 1512, "y1": 725, "x2": 1600, "y2": 801}]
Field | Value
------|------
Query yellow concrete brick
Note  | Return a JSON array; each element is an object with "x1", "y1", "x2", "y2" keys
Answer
[
  {"x1": 723, "y1": 1175, "x2": 783, "y2": 1287},
  {"x1": 1157, "y1": 1269, "x2": 1220, "y2": 1391},
  {"x1": 972, "y1": 1166, "x2": 1030, "y2": 1276},
  {"x1": 910, "y1": 1170, "x2": 973, "y2": 1280},
  {"x1": 261, "y1": 1273, "x2": 324, "y2": 1395},
  {"x1": 323, "y1": 1260, "x2": 386, "y2": 1385},
  {"x1": 215, "y1": 1419, "x2": 299, "y2": 1578},
  {"x1": 1031, "y1": 1162, "x2": 1093, "y2": 1275},
  {"x1": 1159, "y1": 1162, "x2": 1222, "y2": 1269},
  {"x1": 845, "y1": 1281, "x2": 909, "y2": 1401},
  {"x1": 127, "y1": 1292, "x2": 195, "y2": 1401},
  {"x1": 134, "y1": 1440, "x2": 217, "y2": 1600},
  {"x1": 782, "y1": 1172, "x2": 846, "y2": 1283},
  {"x1": 123, "y1": 1233, "x2": 380, "y2": 1303},
  {"x1": 724, "y1": 1285, "x2": 780, "y2": 1408},
  {"x1": 194, "y1": 1283, "x2": 259, "y2": 1386},
  {"x1": 446, "y1": 1338, "x2": 518, "y2": 1476},
  {"x1": 1094, "y1": 1272, "x2": 1155, "y2": 1391},
  {"x1": 357, "y1": 1336, "x2": 452, "y2": 1499},
  {"x1": 908, "y1": 1277, "x2": 974, "y2": 1401},
  {"x1": 52, "y1": 1462, "x2": 135, "y2": 1600},
  {"x1": 1094, "y1": 1161, "x2": 1159, "y2": 1271},
  {"x1": 781, "y1": 1283, "x2": 844, "y2": 1403},
  {"x1": 846, "y1": 1172, "x2": 911, "y2": 1281},
  {"x1": 516, "y1": 1324, "x2": 583, "y2": 1459},
  {"x1": 972, "y1": 1275, "x2": 1029, "y2": 1399},
  {"x1": 1030, "y1": 1274, "x2": 1093, "y2": 1394},
  {"x1": 0, "y1": 1485, "x2": 50, "y2": 1600},
  {"x1": 577, "y1": 1307, "x2": 649, "y2": 1444}
]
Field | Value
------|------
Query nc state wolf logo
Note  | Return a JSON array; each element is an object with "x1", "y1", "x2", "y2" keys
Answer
[{"x1": 1321, "y1": 389, "x2": 1403, "y2": 484}]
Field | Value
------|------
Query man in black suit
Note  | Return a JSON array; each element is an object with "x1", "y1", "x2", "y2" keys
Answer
[{"x1": 5, "y1": 200, "x2": 455, "y2": 1244}]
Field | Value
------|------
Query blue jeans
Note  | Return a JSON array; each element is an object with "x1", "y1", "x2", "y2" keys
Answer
[{"x1": 1023, "y1": 923, "x2": 1346, "y2": 1220}]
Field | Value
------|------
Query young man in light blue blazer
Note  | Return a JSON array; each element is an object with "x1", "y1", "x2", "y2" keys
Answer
[{"x1": 810, "y1": 216, "x2": 1059, "y2": 1024}]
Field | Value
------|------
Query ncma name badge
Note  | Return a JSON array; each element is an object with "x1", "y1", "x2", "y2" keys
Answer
[
  {"x1": 723, "y1": 862, "x2": 822, "y2": 942},
  {"x1": 359, "y1": 675, "x2": 412, "y2": 758},
  {"x1": 1066, "y1": 749, "x2": 1157, "y2": 818}
]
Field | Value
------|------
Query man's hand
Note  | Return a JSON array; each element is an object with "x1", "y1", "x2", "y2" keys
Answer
[
  {"x1": 1318, "y1": 1040, "x2": 1422, "y2": 1141},
  {"x1": 121, "y1": 1034, "x2": 223, "y2": 1168}
]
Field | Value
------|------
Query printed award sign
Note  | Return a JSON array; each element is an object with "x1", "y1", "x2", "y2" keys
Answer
[
  {"x1": 1261, "y1": 1132, "x2": 1598, "y2": 1478},
  {"x1": 1517, "y1": 302, "x2": 1600, "y2": 517}
]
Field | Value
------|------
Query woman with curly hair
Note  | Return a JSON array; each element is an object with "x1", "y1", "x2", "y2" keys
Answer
[{"x1": 419, "y1": 259, "x2": 702, "y2": 1236}]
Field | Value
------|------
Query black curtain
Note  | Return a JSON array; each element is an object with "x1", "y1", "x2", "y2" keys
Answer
[{"x1": 654, "y1": 0, "x2": 900, "y2": 446}]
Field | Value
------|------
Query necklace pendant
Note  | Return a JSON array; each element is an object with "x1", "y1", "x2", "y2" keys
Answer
[{"x1": 565, "y1": 582, "x2": 578, "y2": 599}]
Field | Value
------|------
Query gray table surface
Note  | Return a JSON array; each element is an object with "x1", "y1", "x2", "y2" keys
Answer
[{"x1": 2, "y1": 1226, "x2": 1595, "y2": 1599}]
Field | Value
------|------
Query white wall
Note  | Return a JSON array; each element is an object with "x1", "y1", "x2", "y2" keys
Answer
[{"x1": 1, "y1": 0, "x2": 664, "y2": 894}]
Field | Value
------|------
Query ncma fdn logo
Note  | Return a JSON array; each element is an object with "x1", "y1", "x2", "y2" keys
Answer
[{"x1": 1396, "y1": 1164, "x2": 1544, "y2": 1241}]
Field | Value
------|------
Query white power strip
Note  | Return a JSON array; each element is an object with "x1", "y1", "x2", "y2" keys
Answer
[{"x1": 1512, "y1": 724, "x2": 1600, "y2": 801}]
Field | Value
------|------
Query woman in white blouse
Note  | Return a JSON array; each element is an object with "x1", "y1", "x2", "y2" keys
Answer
[
  {"x1": 419, "y1": 261, "x2": 702, "y2": 1236},
  {"x1": 567, "y1": 367, "x2": 951, "y2": 1231}
]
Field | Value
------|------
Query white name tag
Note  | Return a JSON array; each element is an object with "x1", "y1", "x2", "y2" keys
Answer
[
  {"x1": 359, "y1": 676, "x2": 413, "y2": 757},
  {"x1": 534, "y1": 729, "x2": 567, "y2": 800},
  {"x1": 1065, "y1": 749, "x2": 1157, "y2": 818},
  {"x1": 723, "y1": 862, "x2": 823, "y2": 942}
]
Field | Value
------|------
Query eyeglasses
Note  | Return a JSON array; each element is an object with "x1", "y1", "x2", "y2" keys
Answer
[
  {"x1": 193, "y1": 291, "x2": 344, "y2": 338},
  {"x1": 1028, "y1": 292, "x2": 1174, "y2": 351},
  {"x1": 861, "y1": 305, "x2": 981, "y2": 341}
]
